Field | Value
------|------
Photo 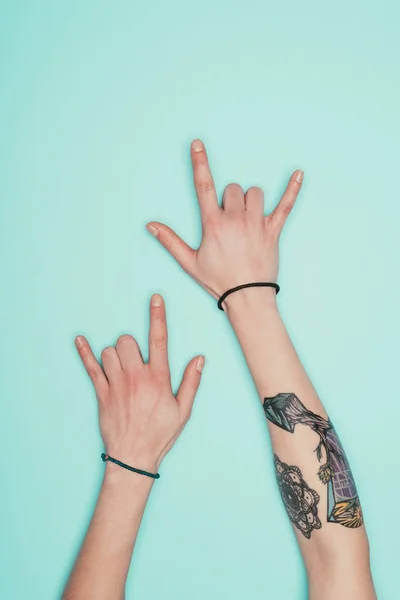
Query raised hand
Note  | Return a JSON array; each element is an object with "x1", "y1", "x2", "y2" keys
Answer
[
  {"x1": 146, "y1": 140, "x2": 303, "y2": 309},
  {"x1": 75, "y1": 294, "x2": 205, "y2": 473}
]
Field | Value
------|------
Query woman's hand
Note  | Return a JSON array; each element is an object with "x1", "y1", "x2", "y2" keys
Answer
[
  {"x1": 75, "y1": 294, "x2": 205, "y2": 473},
  {"x1": 146, "y1": 140, "x2": 303, "y2": 310}
]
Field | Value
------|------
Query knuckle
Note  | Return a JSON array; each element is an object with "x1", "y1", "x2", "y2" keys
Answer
[
  {"x1": 87, "y1": 366, "x2": 99, "y2": 380},
  {"x1": 155, "y1": 365, "x2": 170, "y2": 380},
  {"x1": 152, "y1": 313, "x2": 166, "y2": 327},
  {"x1": 225, "y1": 183, "x2": 243, "y2": 195},
  {"x1": 197, "y1": 178, "x2": 214, "y2": 195},
  {"x1": 117, "y1": 334, "x2": 134, "y2": 346},
  {"x1": 163, "y1": 230, "x2": 179, "y2": 250},
  {"x1": 101, "y1": 346, "x2": 114, "y2": 360},
  {"x1": 150, "y1": 335, "x2": 166, "y2": 349},
  {"x1": 280, "y1": 203, "x2": 292, "y2": 217},
  {"x1": 247, "y1": 186, "x2": 263, "y2": 196},
  {"x1": 163, "y1": 237, "x2": 173, "y2": 251},
  {"x1": 203, "y1": 212, "x2": 220, "y2": 228},
  {"x1": 87, "y1": 365, "x2": 104, "y2": 385}
]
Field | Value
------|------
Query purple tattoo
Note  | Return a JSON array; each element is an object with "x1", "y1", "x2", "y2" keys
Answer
[{"x1": 264, "y1": 393, "x2": 363, "y2": 529}]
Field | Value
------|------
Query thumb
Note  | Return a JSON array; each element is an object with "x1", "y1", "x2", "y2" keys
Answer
[
  {"x1": 146, "y1": 222, "x2": 196, "y2": 274},
  {"x1": 176, "y1": 355, "x2": 205, "y2": 420}
]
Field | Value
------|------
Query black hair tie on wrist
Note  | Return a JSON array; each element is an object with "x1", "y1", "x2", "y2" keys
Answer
[
  {"x1": 217, "y1": 282, "x2": 280, "y2": 311},
  {"x1": 101, "y1": 453, "x2": 160, "y2": 479}
]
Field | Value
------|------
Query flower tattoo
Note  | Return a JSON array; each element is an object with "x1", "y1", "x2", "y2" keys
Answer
[
  {"x1": 318, "y1": 462, "x2": 334, "y2": 484},
  {"x1": 264, "y1": 393, "x2": 363, "y2": 529},
  {"x1": 274, "y1": 454, "x2": 322, "y2": 539}
]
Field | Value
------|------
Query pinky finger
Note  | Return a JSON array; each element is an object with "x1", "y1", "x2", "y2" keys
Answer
[
  {"x1": 176, "y1": 356, "x2": 205, "y2": 420},
  {"x1": 269, "y1": 170, "x2": 304, "y2": 235},
  {"x1": 75, "y1": 336, "x2": 109, "y2": 400}
]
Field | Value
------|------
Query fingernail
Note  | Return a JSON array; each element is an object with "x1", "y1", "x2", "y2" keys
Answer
[
  {"x1": 75, "y1": 336, "x2": 85, "y2": 349},
  {"x1": 146, "y1": 224, "x2": 159, "y2": 237},
  {"x1": 151, "y1": 294, "x2": 162, "y2": 307},
  {"x1": 196, "y1": 356, "x2": 205, "y2": 373},
  {"x1": 295, "y1": 170, "x2": 304, "y2": 184},
  {"x1": 192, "y1": 139, "x2": 204, "y2": 153}
]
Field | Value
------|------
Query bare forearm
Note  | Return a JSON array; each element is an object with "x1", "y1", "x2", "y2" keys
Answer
[
  {"x1": 63, "y1": 464, "x2": 154, "y2": 600},
  {"x1": 226, "y1": 287, "x2": 375, "y2": 599},
  {"x1": 226, "y1": 288, "x2": 321, "y2": 402},
  {"x1": 67, "y1": 298, "x2": 202, "y2": 599}
]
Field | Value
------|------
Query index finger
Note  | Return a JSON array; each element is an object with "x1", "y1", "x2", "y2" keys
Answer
[
  {"x1": 190, "y1": 140, "x2": 219, "y2": 223},
  {"x1": 75, "y1": 336, "x2": 109, "y2": 400},
  {"x1": 148, "y1": 294, "x2": 170, "y2": 376}
]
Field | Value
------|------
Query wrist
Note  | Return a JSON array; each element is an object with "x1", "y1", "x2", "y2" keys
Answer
[
  {"x1": 103, "y1": 460, "x2": 157, "y2": 491},
  {"x1": 103, "y1": 446, "x2": 160, "y2": 473},
  {"x1": 224, "y1": 286, "x2": 279, "y2": 319},
  {"x1": 102, "y1": 449, "x2": 160, "y2": 486}
]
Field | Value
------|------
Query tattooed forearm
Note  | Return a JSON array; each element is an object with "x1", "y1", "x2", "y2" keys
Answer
[
  {"x1": 264, "y1": 393, "x2": 363, "y2": 529},
  {"x1": 274, "y1": 454, "x2": 321, "y2": 539}
]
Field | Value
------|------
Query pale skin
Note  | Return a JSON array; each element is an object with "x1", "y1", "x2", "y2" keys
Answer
[
  {"x1": 146, "y1": 140, "x2": 376, "y2": 599},
  {"x1": 63, "y1": 295, "x2": 205, "y2": 600},
  {"x1": 64, "y1": 140, "x2": 376, "y2": 600}
]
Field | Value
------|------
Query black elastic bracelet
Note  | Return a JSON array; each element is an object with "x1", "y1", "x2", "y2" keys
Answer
[
  {"x1": 217, "y1": 282, "x2": 280, "y2": 311},
  {"x1": 101, "y1": 453, "x2": 160, "y2": 479}
]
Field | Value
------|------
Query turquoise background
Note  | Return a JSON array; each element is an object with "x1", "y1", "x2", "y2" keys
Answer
[{"x1": 1, "y1": 1, "x2": 399, "y2": 598}]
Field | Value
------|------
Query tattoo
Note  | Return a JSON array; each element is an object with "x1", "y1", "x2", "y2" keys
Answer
[
  {"x1": 264, "y1": 393, "x2": 363, "y2": 529},
  {"x1": 274, "y1": 454, "x2": 321, "y2": 539}
]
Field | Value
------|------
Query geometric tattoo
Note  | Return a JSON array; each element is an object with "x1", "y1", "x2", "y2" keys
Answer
[
  {"x1": 274, "y1": 454, "x2": 322, "y2": 539},
  {"x1": 264, "y1": 393, "x2": 363, "y2": 530}
]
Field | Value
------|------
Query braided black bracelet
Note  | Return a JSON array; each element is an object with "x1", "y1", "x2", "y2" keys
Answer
[
  {"x1": 217, "y1": 282, "x2": 280, "y2": 311},
  {"x1": 101, "y1": 453, "x2": 160, "y2": 479}
]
